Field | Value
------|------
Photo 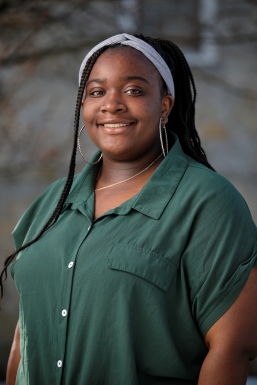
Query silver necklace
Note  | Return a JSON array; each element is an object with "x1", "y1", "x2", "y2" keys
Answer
[{"x1": 95, "y1": 153, "x2": 163, "y2": 192}]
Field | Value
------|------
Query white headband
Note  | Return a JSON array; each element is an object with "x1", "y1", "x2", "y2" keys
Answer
[{"x1": 78, "y1": 33, "x2": 175, "y2": 99}]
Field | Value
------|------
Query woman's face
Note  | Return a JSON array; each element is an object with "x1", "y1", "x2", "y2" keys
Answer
[{"x1": 82, "y1": 46, "x2": 173, "y2": 161}]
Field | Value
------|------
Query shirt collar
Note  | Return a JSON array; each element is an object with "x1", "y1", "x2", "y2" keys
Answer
[
  {"x1": 65, "y1": 131, "x2": 188, "y2": 219},
  {"x1": 132, "y1": 132, "x2": 188, "y2": 219}
]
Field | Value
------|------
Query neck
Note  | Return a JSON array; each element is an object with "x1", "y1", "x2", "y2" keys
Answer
[{"x1": 96, "y1": 142, "x2": 163, "y2": 187}]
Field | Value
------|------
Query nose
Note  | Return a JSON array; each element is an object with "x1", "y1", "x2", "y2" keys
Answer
[{"x1": 100, "y1": 91, "x2": 127, "y2": 114}]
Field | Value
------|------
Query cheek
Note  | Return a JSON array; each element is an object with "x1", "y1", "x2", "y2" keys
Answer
[
  {"x1": 129, "y1": 97, "x2": 161, "y2": 123},
  {"x1": 81, "y1": 106, "x2": 99, "y2": 147},
  {"x1": 82, "y1": 102, "x2": 98, "y2": 125},
  {"x1": 138, "y1": 104, "x2": 161, "y2": 131}
]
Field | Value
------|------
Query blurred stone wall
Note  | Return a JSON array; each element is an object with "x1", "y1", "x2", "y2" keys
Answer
[{"x1": 0, "y1": 0, "x2": 257, "y2": 380}]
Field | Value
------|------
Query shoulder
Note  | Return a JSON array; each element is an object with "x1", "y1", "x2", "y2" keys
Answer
[
  {"x1": 185, "y1": 156, "x2": 240, "y2": 197},
  {"x1": 179, "y1": 155, "x2": 257, "y2": 246},
  {"x1": 12, "y1": 174, "x2": 80, "y2": 250},
  {"x1": 21, "y1": 173, "x2": 81, "y2": 212},
  {"x1": 34, "y1": 176, "x2": 67, "y2": 205},
  {"x1": 180, "y1": 156, "x2": 252, "y2": 222},
  {"x1": 172, "y1": 155, "x2": 257, "y2": 253},
  {"x1": 19, "y1": 176, "x2": 68, "y2": 219}
]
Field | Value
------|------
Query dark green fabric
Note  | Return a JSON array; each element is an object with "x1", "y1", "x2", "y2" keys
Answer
[{"x1": 10, "y1": 132, "x2": 257, "y2": 385}]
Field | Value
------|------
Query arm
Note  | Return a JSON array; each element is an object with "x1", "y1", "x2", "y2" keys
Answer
[
  {"x1": 198, "y1": 267, "x2": 257, "y2": 385},
  {"x1": 6, "y1": 320, "x2": 21, "y2": 385}
]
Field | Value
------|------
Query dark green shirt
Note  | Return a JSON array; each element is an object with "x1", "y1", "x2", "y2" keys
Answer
[{"x1": 11, "y1": 132, "x2": 257, "y2": 385}]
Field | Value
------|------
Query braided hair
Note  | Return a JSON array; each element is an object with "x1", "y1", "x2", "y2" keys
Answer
[{"x1": 0, "y1": 35, "x2": 214, "y2": 300}]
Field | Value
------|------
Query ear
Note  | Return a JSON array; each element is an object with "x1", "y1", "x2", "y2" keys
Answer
[{"x1": 161, "y1": 95, "x2": 174, "y2": 124}]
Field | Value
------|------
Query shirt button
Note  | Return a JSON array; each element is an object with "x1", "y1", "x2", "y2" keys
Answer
[
  {"x1": 88, "y1": 225, "x2": 91, "y2": 231},
  {"x1": 62, "y1": 309, "x2": 67, "y2": 317},
  {"x1": 57, "y1": 360, "x2": 62, "y2": 368},
  {"x1": 68, "y1": 262, "x2": 73, "y2": 268}
]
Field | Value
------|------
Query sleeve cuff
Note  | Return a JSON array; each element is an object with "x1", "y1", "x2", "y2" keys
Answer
[{"x1": 199, "y1": 252, "x2": 257, "y2": 338}]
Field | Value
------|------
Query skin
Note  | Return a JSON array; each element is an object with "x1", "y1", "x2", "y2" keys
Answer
[
  {"x1": 198, "y1": 266, "x2": 257, "y2": 385},
  {"x1": 6, "y1": 320, "x2": 20, "y2": 385},
  {"x1": 6, "y1": 47, "x2": 257, "y2": 384}
]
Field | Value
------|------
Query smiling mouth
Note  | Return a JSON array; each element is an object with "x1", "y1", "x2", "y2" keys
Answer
[
  {"x1": 103, "y1": 123, "x2": 130, "y2": 127},
  {"x1": 99, "y1": 122, "x2": 134, "y2": 128},
  {"x1": 98, "y1": 122, "x2": 135, "y2": 135}
]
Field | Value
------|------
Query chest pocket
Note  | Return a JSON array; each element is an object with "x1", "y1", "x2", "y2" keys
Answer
[{"x1": 107, "y1": 242, "x2": 177, "y2": 292}]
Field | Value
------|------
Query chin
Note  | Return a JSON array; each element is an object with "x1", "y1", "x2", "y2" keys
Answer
[
  {"x1": 100, "y1": 139, "x2": 135, "y2": 156},
  {"x1": 102, "y1": 145, "x2": 137, "y2": 160}
]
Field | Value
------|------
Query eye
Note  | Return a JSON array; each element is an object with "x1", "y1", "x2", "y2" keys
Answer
[
  {"x1": 90, "y1": 90, "x2": 105, "y2": 97},
  {"x1": 126, "y1": 89, "x2": 142, "y2": 95}
]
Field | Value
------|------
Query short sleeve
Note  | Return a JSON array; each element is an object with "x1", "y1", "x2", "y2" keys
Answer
[
  {"x1": 182, "y1": 171, "x2": 257, "y2": 338},
  {"x1": 12, "y1": 177, "x2": 66, "y2": 252}
]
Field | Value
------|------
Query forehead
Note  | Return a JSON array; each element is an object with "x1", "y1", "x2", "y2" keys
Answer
[{"x1": 88, "y1": 46, "x2": 161, "y2": 83}]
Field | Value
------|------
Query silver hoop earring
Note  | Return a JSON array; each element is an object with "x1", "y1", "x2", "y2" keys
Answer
[
  {"x1": 78, "y1": 125, "x2": 103, "y2": 165},
  {"x1": 159, "y1": 118, "x2": 169, "y2": 157}
]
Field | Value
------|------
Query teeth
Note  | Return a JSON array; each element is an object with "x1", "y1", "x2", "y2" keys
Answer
[{"x1": 103, "y1": 123, "x2": 131, "y2": 127}]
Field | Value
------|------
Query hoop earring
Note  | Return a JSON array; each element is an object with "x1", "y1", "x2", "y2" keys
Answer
[
  {"x1": 78, "y1": 125, "x2": 103, "y2": 165},
  {"x1": 159, "y1": 118, "x2": 169, "y2": 157}
]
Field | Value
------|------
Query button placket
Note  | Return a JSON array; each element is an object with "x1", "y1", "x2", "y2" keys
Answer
[{"x1": 55, "y1": 220, "x2": 93, "y2": 385}]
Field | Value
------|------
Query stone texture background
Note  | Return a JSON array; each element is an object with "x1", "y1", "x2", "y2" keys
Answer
[{"x1": 0, "y1": 0, "x2": 257, "y2": 380}]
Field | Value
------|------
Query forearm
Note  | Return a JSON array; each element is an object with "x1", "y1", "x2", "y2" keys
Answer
[
  {"x1": 6, "y1": 321, "x2": 21, "y2": 385},
  {"x1": 198, "y1": 348, "x2": 250, "y2": 385}
]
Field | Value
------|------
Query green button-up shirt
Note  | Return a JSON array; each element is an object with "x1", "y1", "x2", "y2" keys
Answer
[{"x1": 11, "y1": 132, "x2": 257, "y2": 385}]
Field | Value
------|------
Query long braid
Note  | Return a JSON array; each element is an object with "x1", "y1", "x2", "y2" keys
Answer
[
  {"x1": 0, "y1": 46, "x2": 109, "y2": 300},
  {"x1": 135, "y1": 35, "x2": 214, "y2": 170}
]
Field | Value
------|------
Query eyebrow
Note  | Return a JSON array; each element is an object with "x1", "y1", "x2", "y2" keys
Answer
[
  {"x1": 86, "y1": 78, "x2": 107, "y2": 86},
  {"x1": 86, "y1": 76, "x2": 150, "y2": 87},
  {"x1": 120, "y1": 76, "x2": 150, "y2": 84}
]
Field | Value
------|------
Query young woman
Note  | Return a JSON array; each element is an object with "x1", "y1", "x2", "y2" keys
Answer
[{"x1": 2, "y1": 33, "x2": 257, "y2": 385}]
